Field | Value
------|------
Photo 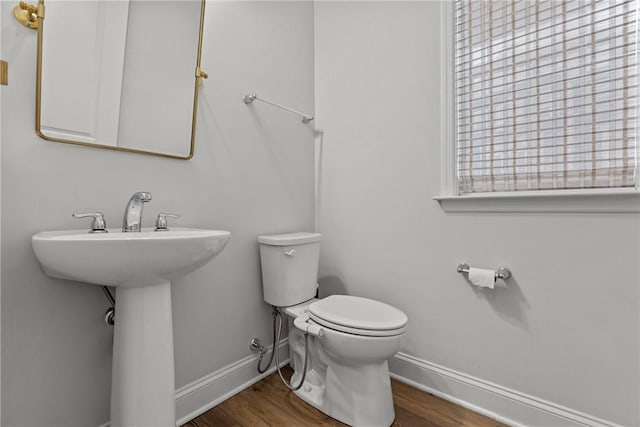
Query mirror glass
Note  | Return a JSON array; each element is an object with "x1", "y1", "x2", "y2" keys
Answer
[{"x1": 37, "y1": 0, "x2": 204, "y2": 159}]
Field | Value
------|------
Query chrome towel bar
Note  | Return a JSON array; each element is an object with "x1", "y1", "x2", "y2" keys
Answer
[
  {"x1": 456, "y1": 263, "x2": 511, "y2": 280},
  {"x1": 243, "y1": 93, "x2": 314, "y2": 124}
]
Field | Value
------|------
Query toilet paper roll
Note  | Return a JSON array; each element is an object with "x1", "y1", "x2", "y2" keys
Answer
[{"x1": 468, "y1": 268, "x2": 495, "y2": 289}]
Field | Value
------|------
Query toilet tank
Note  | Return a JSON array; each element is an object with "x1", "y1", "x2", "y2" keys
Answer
[{"x1": 258, "y1": 232, "x2": 321, "y2": 307}]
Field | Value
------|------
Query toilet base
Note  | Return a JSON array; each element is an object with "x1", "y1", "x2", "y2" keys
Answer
[
  {"x1": 287, "y1": 315, "x2": 395, "y2": 427},
  {"x1": 292, "y1": 361, "x2": 395, "y2": 427}
]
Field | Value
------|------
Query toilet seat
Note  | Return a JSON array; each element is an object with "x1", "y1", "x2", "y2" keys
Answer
[{"x1": 309, "y1": 295, "x2": 408, "y2": 337}]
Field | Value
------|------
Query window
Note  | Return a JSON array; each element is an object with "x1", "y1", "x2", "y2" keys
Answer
[{"x1": 454, "y1": 0, "x2": 637, "y2": 194}]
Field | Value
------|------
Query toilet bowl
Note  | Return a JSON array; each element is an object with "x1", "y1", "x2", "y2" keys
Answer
[{"x1": 258, "y1": 232, "x2": 408, "y2": 427}]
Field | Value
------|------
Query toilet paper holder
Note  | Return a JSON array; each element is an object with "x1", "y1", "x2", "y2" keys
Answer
[{"x1": 456, "y1": 263, "x2": 511, "y2": 281}]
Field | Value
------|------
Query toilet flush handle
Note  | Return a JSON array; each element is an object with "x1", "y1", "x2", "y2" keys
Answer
[
  {"x1": 283, "y1": 249, "x2": 296, "y2": 256},
  {"x1": 294, "y1": 313, "x2": 323, "y2": 338}
]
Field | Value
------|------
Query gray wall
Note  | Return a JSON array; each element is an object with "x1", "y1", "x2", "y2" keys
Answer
[
  {"x1": 314, "y1": 2, "x2": 639, "y2": 426},
  {"x1": 1, "y1": 2, "x2": 314, "y2": 426}
]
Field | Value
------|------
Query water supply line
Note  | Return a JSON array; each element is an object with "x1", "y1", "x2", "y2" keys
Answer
[
  {"x1": 102, "y1": 286, "x2": 115, "y2": 326},
  {"x1": 251, "y1": 306, "x2": 309, "y2": 391},
  {"x1": 254, "y1": 308, "x2": 279, "y2": 373}
]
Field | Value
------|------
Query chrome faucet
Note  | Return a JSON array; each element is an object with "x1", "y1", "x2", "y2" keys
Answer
[{"x1": 122, "y1": 192, "x2": 152, "y2": 232}]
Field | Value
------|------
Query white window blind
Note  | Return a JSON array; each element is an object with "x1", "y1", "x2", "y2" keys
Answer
[{"x1": 455, "y1": 0, "x2": 638, "y2": 193}]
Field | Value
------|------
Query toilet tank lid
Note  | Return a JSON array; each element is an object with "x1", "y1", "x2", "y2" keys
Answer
[{"x1": 258, "y1": 232, "x2": 321, "y2": 246}]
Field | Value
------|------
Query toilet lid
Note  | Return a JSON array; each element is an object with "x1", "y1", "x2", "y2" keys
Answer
[{"x1": 309, "y1": 295, "x2": 408, "y2": 337}]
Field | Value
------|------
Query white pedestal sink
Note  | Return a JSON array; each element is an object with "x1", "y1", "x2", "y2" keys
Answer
[{"x1": 32, "y1": 228, "x2": 230, "y2": 427}]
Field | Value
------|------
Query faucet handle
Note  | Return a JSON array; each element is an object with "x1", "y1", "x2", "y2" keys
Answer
[
  {"x1": 155, "y1": 213, "x2": 180, "y2": 231},
  {"x1": 73, "y1": 212, "x2": 108, "y2": 233}
]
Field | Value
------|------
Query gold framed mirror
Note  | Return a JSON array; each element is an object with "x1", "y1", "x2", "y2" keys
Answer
[{"x1": 34, "y1": 0, "x2": 207, "y2": 160}]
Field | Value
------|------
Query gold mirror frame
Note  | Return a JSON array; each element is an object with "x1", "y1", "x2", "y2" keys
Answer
[{"x1": 34, "y1": 0, "x2": 207, "y2": 160}]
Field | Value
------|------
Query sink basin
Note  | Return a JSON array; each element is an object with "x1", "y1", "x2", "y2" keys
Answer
[
  {"x1": 32, "y1": 227, "x2": 230, "y2": 427},
  {"x1": 32, "y1": 227, "x2": 230, "y2": 287}
]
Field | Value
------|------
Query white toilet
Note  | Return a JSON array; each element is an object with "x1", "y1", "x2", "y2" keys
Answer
[{"x1": 258, "y1": 232, "x2": 408, "y2": 427}]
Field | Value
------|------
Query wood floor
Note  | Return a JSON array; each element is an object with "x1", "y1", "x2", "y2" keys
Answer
[{"x1": 182, "y1": 367, "x2": 509, "y2": 427}]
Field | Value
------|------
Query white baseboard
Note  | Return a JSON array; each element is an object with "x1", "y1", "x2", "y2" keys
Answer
[
  {"x1": 175, "y1": 338, "x2": 289, "y2": 426},
  {"x1": 101, "y1": 345, "x2": 621, "y2": 427},
  {"x1": 389, "y1": 352, "x2": 623, "y2": 427},
  {"x1": 97, "y1": 339, "x2": 289, "y2": 427}
]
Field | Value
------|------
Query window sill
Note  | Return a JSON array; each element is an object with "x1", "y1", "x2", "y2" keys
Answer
[{"x1": 433, "y1": 189, "x2": 640, "y2": 213}]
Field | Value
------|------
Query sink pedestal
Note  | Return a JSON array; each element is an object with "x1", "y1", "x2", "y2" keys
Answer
[{"x1": 111, "y1": 281, "x2": 176, "y2": 427}]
